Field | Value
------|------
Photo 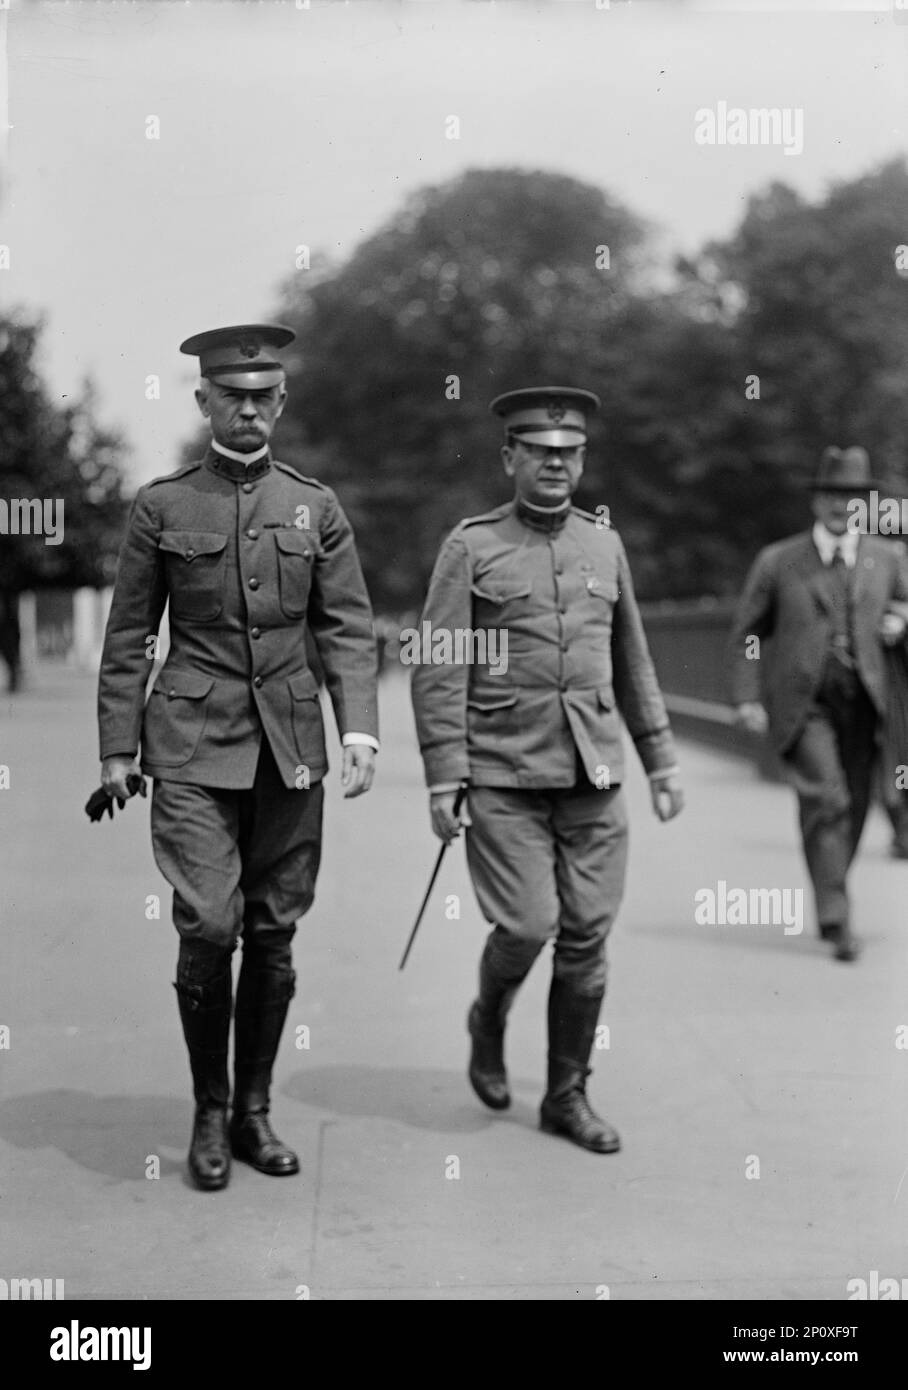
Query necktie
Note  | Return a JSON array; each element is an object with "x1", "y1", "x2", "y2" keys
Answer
[{"x1": 828, "y1": 544, "x2": 853, "y2": 663}]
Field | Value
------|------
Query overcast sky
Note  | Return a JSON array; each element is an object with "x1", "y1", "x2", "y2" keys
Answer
[{"x1": 2, "y1": 0, "x2": 907, "y2": 484}]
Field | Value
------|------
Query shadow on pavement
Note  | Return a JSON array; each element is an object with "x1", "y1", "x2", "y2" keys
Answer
[
  {"x1": 283, "y1": 1064, "x2": 541, "y2": 1135},
  {"x1": 0, "y1": 1090, "x2": 189, "y2": 1180}
]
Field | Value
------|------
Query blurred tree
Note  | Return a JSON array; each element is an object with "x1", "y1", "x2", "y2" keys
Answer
[
  {"x1": 253, "y1": 159, "x2": 908, "y2": 610},
  {"x1": 0, "y1": 314, "x2": 130, "y2": 688},
  {"x1": 669, "y1": 159, "x2": 908, "y2": 593},
  {"x1": 273, "y1": 167, "x2": 659, "y2": 611}
]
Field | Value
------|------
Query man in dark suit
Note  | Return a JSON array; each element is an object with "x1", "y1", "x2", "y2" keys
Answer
[
  {"x1": 411, "y1": 387, "x2": 684, "y2": 1154},
  {"x1": 97, "y1": 325, "x2": 378, "y2": 1189},
  {"x1": 730, "y1": 447, "x2": 908, "y2": 962}
]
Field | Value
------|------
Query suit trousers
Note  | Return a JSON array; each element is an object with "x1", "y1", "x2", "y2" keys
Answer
[
  {"x1": 781, "y1": 658, "x2": 877, "y2": 930},
  {"x1": 151, "y1": 734, "x2": 325, "y2": 954},
  {"x1": 464, "y1": 780, "x2": 629, "y2": 996}
]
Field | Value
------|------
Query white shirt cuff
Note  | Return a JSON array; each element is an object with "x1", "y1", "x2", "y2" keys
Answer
[
  {"x1": 648, "y1": 765, "x2": 680, "y2": 781},
  {"x1": 342, "y1": 733, "x2": 379, "y2": 752},
  {"x1": 429, "y1": 782, "x2": 463, "y2": 795}
]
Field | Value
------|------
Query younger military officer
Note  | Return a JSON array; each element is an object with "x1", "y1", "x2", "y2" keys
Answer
[
  {"x1": 411, "y1": 388, "x2": 684, "y2": 1153},
  {"x1": 97, "y1": 325, "x2": 378, "y2": 1190}
]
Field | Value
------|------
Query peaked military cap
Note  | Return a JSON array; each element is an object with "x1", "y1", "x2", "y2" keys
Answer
[
  {"x1": 180, "y1": 323, "x2": 295, "y2": 389},
  {"x1": 490, "y1": 386, "x2": 601, "y2": 448}
]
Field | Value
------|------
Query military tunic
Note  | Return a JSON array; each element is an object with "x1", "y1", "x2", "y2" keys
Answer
[
  {"x1": 411, "y1": 498, "x2": 676, "y2": 989},
  {"x1": 98, "y1": 446, "x2": 378, "y2": 946}
]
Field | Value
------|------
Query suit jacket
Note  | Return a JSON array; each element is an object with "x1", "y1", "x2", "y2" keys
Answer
[
  {"x1": 729, "y1": 531, "x2": 908, "y2": 754},
  {"x1": 410, "y1": 499, "x2": 676, "y2": 790},
  {"x1": 97, "y1": 447, "x2": 378, "y2": 789}
]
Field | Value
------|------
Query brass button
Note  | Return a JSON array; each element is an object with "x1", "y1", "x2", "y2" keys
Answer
[
  {"x1": 186, "y1": 548, "x2": 195, "y2": 558},
  {"x1": 248, "y1": 578, "x2": 259, "y2": 590},
  {"x1": 253, "y1": 676, "x2": 263, "y2": 688},
  {"x1": 247, "y1": 529, "x2": 258, "y2": 540},
  {"x1": 242, "y1": 483, "x2": 253, "y2": 494},
  {"x1": 251, "y1": 627, "x2": 261, "y2": 639}
]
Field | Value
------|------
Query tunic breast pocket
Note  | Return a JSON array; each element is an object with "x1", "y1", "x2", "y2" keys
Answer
[
  {"x1": 275, "y1": 531, "x2": 317, "y2": 620},
  {"x1": 583, "y1": 574, "x2": 619, "y2": 624},
  {"x1": 158, "y1": 531, "x2": 228, "y2": 622},
  {"x1": 469, "y1": 581, "x2": 532, "y2": 627}
]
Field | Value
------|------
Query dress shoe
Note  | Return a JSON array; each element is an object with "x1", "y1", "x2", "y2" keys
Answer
[
  {"x1": 230, "y1": 1110, "x2": 300, "y2": 1175},
  {"x1": 829, "y1": 925, "x2": 860, "y2": 963},
  {"x1": 188, "y1": 1104, "x2": 231, "y2": 1190}
]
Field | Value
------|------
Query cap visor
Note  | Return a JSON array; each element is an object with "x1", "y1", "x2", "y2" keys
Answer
[
  {"x1": 516, "y1": 428, "x2": 587, "y2": 447},
  {"x1": 204, "y1": 368, "x2": 285, "y2": 390}
]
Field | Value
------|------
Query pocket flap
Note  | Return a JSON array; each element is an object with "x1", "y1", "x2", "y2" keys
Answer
[
  {"x1": 276, "y1": 531, "x2": 316, "y2": 560},
  {"x1": 598, "y1": 687, "x2": 616, "y2": 711},
  {"x1": 470, "y1": 582, "x2": 532, "y2": 604},
  {"x1": 158, "y1": 531, "x2": 227, "y2": 561},
  {"x1": 289, "y1": 668, "x2": 320, "y2": 701},
  {"x1": 157, "y1": 669, "x2": 215, "y2": 700},
  {"x1": 585, "y1": 575, "x2": 619, "y2": 601},
  {"x1": 467, "y1": 687, "x2": 518, "y2": 711}
]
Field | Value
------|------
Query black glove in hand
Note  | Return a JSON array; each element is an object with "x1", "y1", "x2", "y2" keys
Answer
[{"x1": 85, "y1": 773, "x2": 147, "y2": 823}]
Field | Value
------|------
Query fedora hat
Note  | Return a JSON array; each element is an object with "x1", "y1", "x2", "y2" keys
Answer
[{"x1": 810, "y1": 446, "x2": 878, "y2": 492}]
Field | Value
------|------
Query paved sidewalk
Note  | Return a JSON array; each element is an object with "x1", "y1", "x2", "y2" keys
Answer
[{"x1": 1, "y1": 666, "x2": 906, "y2": 1300}]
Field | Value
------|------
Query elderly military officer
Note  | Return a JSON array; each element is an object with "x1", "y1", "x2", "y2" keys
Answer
[
  {"x1": 731, "y1": 446, "x2": 908, "y2": 962},
  {"x1": 97, "y1": 325, "x2": 378, "y2": 1190},
  {"x1": 411, "y1": 388, "x2": 684, "y2": 1153}
]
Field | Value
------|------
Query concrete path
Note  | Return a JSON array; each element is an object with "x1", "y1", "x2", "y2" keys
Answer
[{"x1": 1, "y1": 666, "x2": 906, "y2": 1300}]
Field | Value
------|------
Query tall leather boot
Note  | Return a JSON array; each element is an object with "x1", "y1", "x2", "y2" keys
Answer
[
  {"x1": 468, "y1": 930, "x2": 543, "y2": 1110},
  {"x1": 175, "y1": 971, "x2": 233, "y2": 1191},
  {"x1": 539, "y1": 978, "x2": 620, "y2": 1154},
  {"x1": 229, "y1": 967, "x2": 299, "y2": 1176}
]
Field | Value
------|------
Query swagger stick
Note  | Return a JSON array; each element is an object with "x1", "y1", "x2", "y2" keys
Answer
[{"x1": 398, "y1": 783, "x2": 467, "y2": 971}]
